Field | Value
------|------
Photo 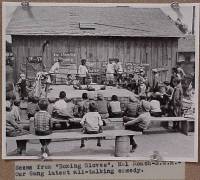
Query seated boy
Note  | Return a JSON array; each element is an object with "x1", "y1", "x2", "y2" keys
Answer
[
  {"x1": 124, "y1": 100, "x2": 151, "y2": 152},
  {"x1": 27, "y1": 96, "x2": 40, "y2": 119},
  {"x1": 34, "y1": 99, "x2": 52, "y2": 156},
  {"x1": 6, "y1": 100, "x2": 28, "y2": 155},
  {"x1": 80, "y1": 102, "x2": 103, "y2": 148}
]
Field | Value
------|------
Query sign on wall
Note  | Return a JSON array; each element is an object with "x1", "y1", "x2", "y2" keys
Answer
[
  {"x1": 125, "y1": 62, "x2": 149, "y2": 73},
  {"x1": 53, "y1": 52, "x2": 76, "y2": 66},
  {"x1": 27, "y1": 56, "x2": 42, "y2": 63}
]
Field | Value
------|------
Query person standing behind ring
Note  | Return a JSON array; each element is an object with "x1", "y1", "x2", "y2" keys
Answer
[
  {"x1": 78, "y1": 59, "x2": 88, "y2": 85},
  {"x1": 49, "y1": 58, "x2": 62, "y2": 84}
]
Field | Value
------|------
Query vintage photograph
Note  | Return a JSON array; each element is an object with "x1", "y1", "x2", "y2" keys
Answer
[{"x1": 2, "y1": 2, "x2": 199, "y2": 161}]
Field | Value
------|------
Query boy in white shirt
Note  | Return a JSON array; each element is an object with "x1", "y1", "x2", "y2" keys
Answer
[
  {"x1": 78, "y1": 59, "x2": 88, "y2": 85},
  {"x1": 80, "y1": 102, "x2": 103, "y2": 148},
  {"x1": 49, "y1": 58, "x2": 62, "y2": 83}
]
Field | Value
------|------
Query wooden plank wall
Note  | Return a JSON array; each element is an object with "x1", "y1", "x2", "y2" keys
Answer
[{"x1": 12, "y1": 36, "x2": 178, "y2": 83}]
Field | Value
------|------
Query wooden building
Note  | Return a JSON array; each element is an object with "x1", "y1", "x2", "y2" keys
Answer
[
  {"x1": 6, "y1": 6, "x2": 183, "y2": 83},
  {"x1": 177, "y1": 35, "x2": 195, "y2": 76}
]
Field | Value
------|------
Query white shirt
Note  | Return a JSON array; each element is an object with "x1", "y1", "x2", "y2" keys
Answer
[
  {"x1": 49, "y1": 62, "x2": 60, "y2": 73},
  {"x1": 80, "y1": 112, "x2": 103, "y2": 132},
  {"x1": 106, "y1": 63, "x2": 115, "y2": 74},
  {"x1": 150, "y1": 100, "x2": 161, "y2": 113},
  {"x1": 53, "y1": 99, "x2": 67, "y2": 111},
  {"x1": 78, "y1": 65, "x2": 88, "y2": 77},
  {"x1": 109, "y1": 101, "x2": 121, "y2": 113}
]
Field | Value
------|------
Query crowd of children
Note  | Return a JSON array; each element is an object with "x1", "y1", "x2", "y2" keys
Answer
[{"x1": 6, "y1": 65, "x2": 193, "y2": 155}]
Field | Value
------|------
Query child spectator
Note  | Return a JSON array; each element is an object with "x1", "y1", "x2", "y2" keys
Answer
[
  {"x1": 6, "y1": 100, "x2": 27, "y2": 155},
  {"x1": 59, "y1": 98, "x2": 75, "y2": 119},
  {"x1": 11, "y1": 99, "x2": 21, "y2": 122},
  {"x1": 80, "y1": 102, "x2": 103, "y2": 148},
  {"x1": 78, "y1": 59, "x2": 88, "y2": 85},
  {"x1": 108, "y1": 95, "x2": 122, "y2": 117},
  {"x1": 16, "y1": 73, "x2": 27, "y2": 100},
  {"x1": 34, "y1": 99, "x2": 52, "y2": 155},
  {"x1": 96, "y1": 93, "x2": 109, "y2": 119},
  {"x1": 123, "y1": 96, "x2": 140, "y2": 121},
  {"x1": 66, "y1": 74, "x2": 73, "y2": 85},
  {"x1": 124, "y1": 100, "x2": 151, "y2": 152},
  {"x1": 73, "y1": 75, "x2": 82, "y2": 90},
  {"x1": 163, "y1": 81, "x2": 174, "y2": 116},
  {"x1": 150, "y1": 94, "x2": 162, "y2": 117},
  {"x1": 53, "y1": 91, "x2": 67, "y2": 116},
  {"x1": 77, "y1": 93, "x2": 90, "y2": 117},
  {"x1": 47, "y1": 97, "x2": 57, "y2": 116},
  {"x1": 27, "y1": 96, "x2": 40, "y2": 119}
]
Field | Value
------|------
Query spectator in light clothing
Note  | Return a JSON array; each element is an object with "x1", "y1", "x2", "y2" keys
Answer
[
  {"x1": 78, "y1": 59, "x2": 88, "y2": 85},
  {"x1": 150, "y1": 94, "x2": 162, "y2": 117},
  {"x1": 53, "y1": 91, "x2": 68, "y2": 116},
  {"x1": 49, "y1": 58, "x2": 62, "y2": 83},
  {"x1": 80, "y1": 102, "x2": 103, "y2": 148},
  {"x1": 108, "y1": 95, "x2": 122, "y2": 117},
  {"x1": 34, "y1": 99, "x2": 52, "y2": 155}
]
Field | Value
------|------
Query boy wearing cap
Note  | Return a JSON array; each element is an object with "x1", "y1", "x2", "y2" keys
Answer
[
  {"x1": 80, "y1": 102, "x2": 103, "y2": 148},
  {"x1": 124, "y1": 100, "x2": 151, "y2": 152}
]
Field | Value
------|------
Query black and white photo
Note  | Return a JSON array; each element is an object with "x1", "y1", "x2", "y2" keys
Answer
[{"x1": 2, "y1": 2, "x2": 199, "y2": 161}]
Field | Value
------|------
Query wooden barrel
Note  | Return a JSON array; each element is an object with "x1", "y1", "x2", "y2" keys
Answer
[{"x1": 115, "y1": 136, "x2": 130, "y2": 157}]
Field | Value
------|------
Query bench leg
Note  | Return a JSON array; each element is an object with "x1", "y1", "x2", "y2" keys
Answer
[
  {"x1": 180, "y1": 121, "x2": 189, "y2": 135},
  {"x1": 114, "y1": 136, "x2": 130, "y2": 157}
]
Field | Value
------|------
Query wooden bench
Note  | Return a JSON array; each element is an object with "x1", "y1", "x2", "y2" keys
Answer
[
  {"x1": 7, "y1": 130, "x2": 142, "y2": 157},
  {"x1": 107, "y1": 117, "x2": 194, "y2": 136}
]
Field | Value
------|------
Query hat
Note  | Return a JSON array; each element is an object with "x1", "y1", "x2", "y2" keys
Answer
[
  {"x1": 129, "y1": 96, "x2": 138, "y2": 102},
  {"x1": 97, "y1": 93, "x2": 104, "y2": 100},
  {"x1": 141, "y1": 100, "x2": 151, "y2": 112}
]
